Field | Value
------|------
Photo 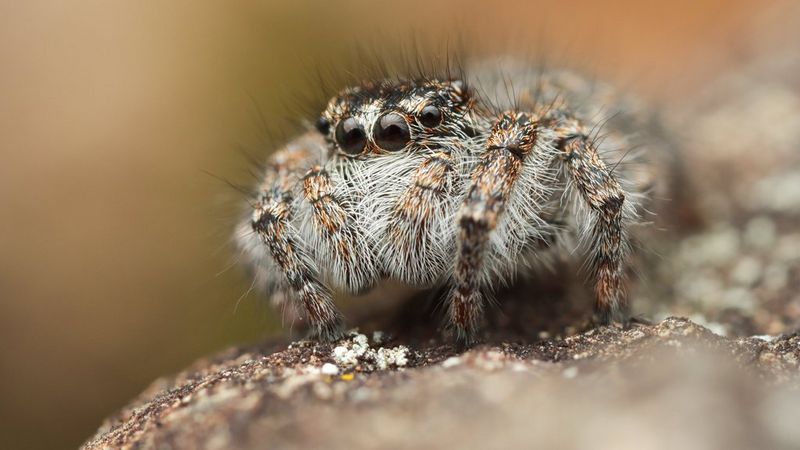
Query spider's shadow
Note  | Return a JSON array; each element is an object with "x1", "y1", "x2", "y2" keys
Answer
[{"x1": 357, "y1": 265, "x2": 593, "y2": 346}]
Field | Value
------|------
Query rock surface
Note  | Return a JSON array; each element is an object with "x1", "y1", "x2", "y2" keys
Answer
[{"x1": 83, "y1": 319, "x2": 799, "y2": 450}]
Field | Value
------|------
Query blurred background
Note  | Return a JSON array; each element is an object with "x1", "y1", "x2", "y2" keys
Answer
[{"x1": 0, "y1": 1, "x2": 795, "y2": 448}]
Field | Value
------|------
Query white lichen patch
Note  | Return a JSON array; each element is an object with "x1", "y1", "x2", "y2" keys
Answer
[
  {"x1": 375, "y1": 346, "x2": 409, "y2": 370},
  {"x1": 321, "y1": 363, "x2": 340, "y2": 375},
  {"x1": 332, "y1": 333, "x2": 370, "y2": 368},
  {"x1": 332, "y1": 331, "x2": 411, "y2": 372}
]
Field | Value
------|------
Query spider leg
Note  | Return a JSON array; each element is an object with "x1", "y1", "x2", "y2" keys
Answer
[
  {"x1": 249, "y1": 136, "x2": 344, "y2": 341},
  {"x1": 300, "y1": 165, "x2": 377, "y2": 293},
  {"x1": 385, "y1": 151, "x2": 457, "y2": 285},
  {"x1": 234, "y1": 219, "x2": 298, "y2": 320},
  {"x1": 450, "y1": 112, "x2": 540, "y2": 344},
  {"x1": 551, "y1": 116, "x2": 634, "y2": 325}
]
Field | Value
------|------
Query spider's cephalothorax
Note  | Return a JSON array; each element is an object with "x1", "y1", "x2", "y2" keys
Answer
[{"x1": 238, "y1": 60, "x2": 650, "y2": 343}]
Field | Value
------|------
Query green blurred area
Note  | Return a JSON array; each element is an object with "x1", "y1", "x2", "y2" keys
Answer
[{"x1": 0, "y1": 1, "x2": 769, "y2": 448}]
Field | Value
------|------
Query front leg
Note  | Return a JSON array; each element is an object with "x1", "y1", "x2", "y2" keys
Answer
[
  {"x1": 252, "y1": 194, "x2": 345, "y2": 341},
  {"x1": 552, "y1": 117, "x2": 634, "y2": 325},
  {"x1": 450, "y1": 112, "x2": 540, "y2": 344},
  {"x1": 384, "y1": 151, "x2": 458, "y2": 285},
  {"x1": 250, "y1": 137, "x2": 344, "y2": 341},
  {"x1": 300, "y1": 165, "x2": 378, "y2": 293}
]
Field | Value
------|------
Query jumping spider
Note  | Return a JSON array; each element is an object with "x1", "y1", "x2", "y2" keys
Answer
[{"x1": 237, "y1": 59, "x2": 653, "y2": 344}]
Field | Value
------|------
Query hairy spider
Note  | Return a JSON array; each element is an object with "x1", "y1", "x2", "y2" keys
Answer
[{"x1": 236, "y1": 59, "x2": 654, "y2": 344}]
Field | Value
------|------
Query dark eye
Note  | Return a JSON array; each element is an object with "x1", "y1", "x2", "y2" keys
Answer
[
  {"x1": 419, "y1": 105, "x2": 442, "y2": 128},
  {"x1": 315, "y1": 117, "x2": 330, "y2": 134},
  {"x1": 373, "y1": 112, "x2": 411, "y2": 151},
  {"x1": 335, "y1": 117, "x2": 367, "y2": 155}
]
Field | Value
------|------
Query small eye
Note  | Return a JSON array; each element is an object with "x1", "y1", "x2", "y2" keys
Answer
[
  {"x1": 315, "y1": 117, "x2": 330, "y2": 134},
  {"x1": 419, "y1": 105, "x2": 442, "y2": 128},
  {"x1": 373, "y1": 112, "x2": 411, "y2": 151},
  {"x1": 335, "y1": 117, "x2": 367, "y2": 155}
]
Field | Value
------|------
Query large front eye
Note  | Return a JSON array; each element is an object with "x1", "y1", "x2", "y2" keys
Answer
[
  {"x1": 373, "y1": 112, "x2": 411, "y2": 151},
  {"x1": 419, "y1": 105, "x2": 442, "y2": 128},
  {"x1": 335, "y1": 117, "x2": 367, "y2": 154}
]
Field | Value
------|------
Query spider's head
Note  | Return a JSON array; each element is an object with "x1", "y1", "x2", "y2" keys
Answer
[{"x1": 315, "y1": 79, "x2": 475, "y2": 158}]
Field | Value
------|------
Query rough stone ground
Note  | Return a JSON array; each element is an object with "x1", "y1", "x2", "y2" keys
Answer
[
  {"x1": 83, "y1": 12, "x2": 800, "y2": 450},
  {"x1": 83, "y1": 319, "x2": 799, "y2": 450}
]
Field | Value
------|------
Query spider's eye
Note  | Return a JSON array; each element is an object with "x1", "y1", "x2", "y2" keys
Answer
[
  {"x1": 373, "y1": 112, "x2": 411, "y2": 151},
  {"x1": 335, "y1": 117, "x2": 367, "y2": 155},
  {"x1": 419, "y1": 105, "x2": 442, "y2": 128},
  {"x1": 315, "y1": 117, "x2": 330, "y2": 135}
]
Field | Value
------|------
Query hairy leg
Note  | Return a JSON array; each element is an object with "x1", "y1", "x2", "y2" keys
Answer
[
  {"x1": 300, "y1": 165, "x2": 376, "y2": 292},
  {"x1": 385, "y1": 151, "x2": 457, "y2": 284},
  {"x1": 450, "y1": 112, "x2": 540, "y2": 343},
  {"x1": 250, "y1": 136, "x2": 344, "y2": 340},
  {"x1": 548, "y1": 114, "x2": 634, "y2": 324}
]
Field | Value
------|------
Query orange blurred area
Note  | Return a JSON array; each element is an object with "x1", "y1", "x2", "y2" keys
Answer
[{"x1": 0, "y1": 1, "x2": 784, "y2": 448}]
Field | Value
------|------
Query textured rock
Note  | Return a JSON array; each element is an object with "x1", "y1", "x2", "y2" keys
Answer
[{"x1": 82, "y1": 318, "x2": 800, "y2": 450}]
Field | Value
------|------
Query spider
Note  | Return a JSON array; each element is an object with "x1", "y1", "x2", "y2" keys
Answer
[{"x1": 236, "y1": 59, "x2": 653, "y2": 344}]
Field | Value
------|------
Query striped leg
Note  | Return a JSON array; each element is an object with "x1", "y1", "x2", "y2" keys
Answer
[
  {"x1": 385, "y1": 151, "x2": 457, "y2": 285},
  {"x1": 250, "y1": 137, "x2": 344, "y2": 340},
  {"x1": 551, "y1": 116, "x2": 633, "y2": 325},
  {"x1": 450, "y1": 112, "x2": 539, "y2": 343},
  {"x1": 301, "y1": 166, "x2": 376, "y2": 293}
]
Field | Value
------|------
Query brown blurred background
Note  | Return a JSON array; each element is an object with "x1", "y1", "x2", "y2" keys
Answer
[{"x1": 0, "y1": 1, "x2": 791, "y2": 448}]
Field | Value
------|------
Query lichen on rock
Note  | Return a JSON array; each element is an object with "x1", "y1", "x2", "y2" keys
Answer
[{"x1": 330, "y1": 331, "x2": 411, "y2": 372}]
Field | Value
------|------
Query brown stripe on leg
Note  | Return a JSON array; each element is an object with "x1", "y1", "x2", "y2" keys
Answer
[
  {"x1": 302, "y1": 166, "x2": 374, "y2": 291},
  {"x1": 386, "y1": 152, "x2": 455, "y2": 282},
  {"x1": 250, "y1": 136, "x2": 343, "y2": 340},
  {"x1": 252, "y1": 200, "x2": 344, "y2": 340},
  {"x1": 559, "y1": 135, "x2": 630, "y2": 325},
  {"x1": 450, "y1": 112, "x2": 539, "y2": 344}
]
